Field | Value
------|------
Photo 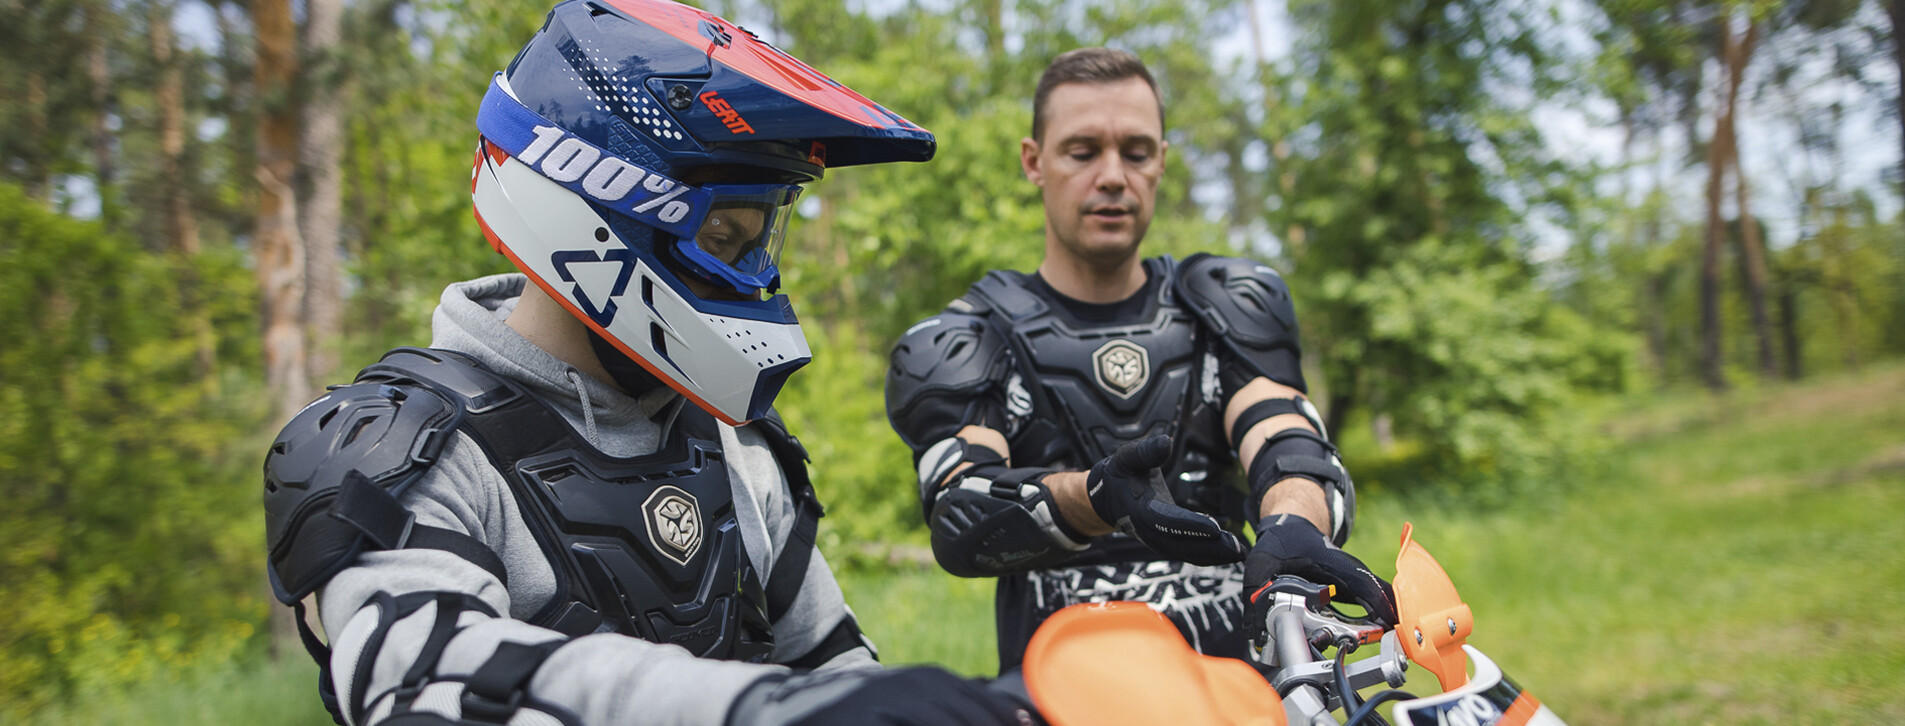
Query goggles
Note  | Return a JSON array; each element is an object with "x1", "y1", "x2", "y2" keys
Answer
[{"x1": 476, "y1": 74, "x2": 804, "y2": 295}]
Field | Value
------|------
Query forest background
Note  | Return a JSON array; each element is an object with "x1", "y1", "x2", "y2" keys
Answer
[{"x1": 1, "y1": 0, "x2": 1901, "y2": 719}]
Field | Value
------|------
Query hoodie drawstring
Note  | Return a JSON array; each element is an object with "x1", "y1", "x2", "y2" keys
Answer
[{"x1": 565, "y1": 369, "x2": 600, "y2": 448}]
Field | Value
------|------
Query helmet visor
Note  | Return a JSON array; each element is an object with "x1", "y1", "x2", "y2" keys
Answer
[{"x1": 671, "y1": 183, "x2": 801, "y2": 295}]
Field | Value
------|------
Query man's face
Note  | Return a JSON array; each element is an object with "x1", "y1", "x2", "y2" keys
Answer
[{"x1": 1021, "y1": 77, "x2": 1167, "y2": 268}]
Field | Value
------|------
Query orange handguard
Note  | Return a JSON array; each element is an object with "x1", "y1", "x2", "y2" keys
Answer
[
  {"x1": 1394, "y1": 522, "x2": 1475, "y2": 692},
  {"x1": 1024, "y1": 601, "x2": 1286, "y2": 726}
]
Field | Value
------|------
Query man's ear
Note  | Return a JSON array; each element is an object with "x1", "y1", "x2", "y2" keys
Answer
[{"x1": 1020, "y1": 137, "x2": 1043, "y2": 186}]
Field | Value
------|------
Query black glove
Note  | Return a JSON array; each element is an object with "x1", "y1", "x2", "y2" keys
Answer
[
  {"x1": 1086, "y1": 436, "x2": 1247, "y2": 566},
  {"x1": 1245, "y1": 513, "x2": 1397, "y2": 627},
  {"x1": 730, "y1": 667, "x2": 1034, "y2": 726}
]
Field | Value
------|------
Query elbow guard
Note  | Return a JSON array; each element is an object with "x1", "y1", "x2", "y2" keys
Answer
[
  {"x1": 1246, "y1": 428, "x2": 1355, "y2": 547},
  {"x1": 918, "y1": 438, "x2": 1088, "y2": 577}
]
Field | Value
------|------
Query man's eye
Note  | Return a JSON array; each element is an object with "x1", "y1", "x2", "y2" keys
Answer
[
  {"x1": 1124, "y1": 150, "x2": 1152, "y2": 163},
  {"x1": 1068, "y1": 149, "x2": 1096, "y2": 161}
]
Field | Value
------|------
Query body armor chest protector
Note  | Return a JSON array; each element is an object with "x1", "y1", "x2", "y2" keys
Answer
[
  {"x1": 963, "y1": 259, "x2": 1243, "y2": 522},
  {"x1": 360, "y1": 349, "x2": 777, "y2": 662}
]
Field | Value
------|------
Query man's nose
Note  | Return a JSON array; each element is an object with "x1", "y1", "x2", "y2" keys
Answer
[{"x1": 1094, "y1": 156, "x2": 1128, "y2": 194}]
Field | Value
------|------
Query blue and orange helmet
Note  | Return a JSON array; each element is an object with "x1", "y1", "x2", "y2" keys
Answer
[{"x1": 473, "y1": 0, "x2": 934, "y2": 423}]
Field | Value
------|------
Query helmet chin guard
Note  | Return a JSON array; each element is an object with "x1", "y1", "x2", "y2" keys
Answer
[
  {"x1": 471, "y1": 0, "x2": 932, "y2": 423},
  {"x1": 475, "y1": 143, "x2": 810, "y2": 424}
]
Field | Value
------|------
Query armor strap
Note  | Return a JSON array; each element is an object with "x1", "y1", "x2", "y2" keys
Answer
[
  {"x1": 1229, "y1": 398, "x2": 1305, "y2": 452},
  {"x1": 292, "y1": 599, "x2": 347, "y2": 726},
  {"x1": 785, "y1": 616, "x2": 875, "y2": 670},
  {"x1": 460, "y1": 640, "x2": 565, "y2": 723},
  {"x1": 332, "y1": 471, "x2": 511, "y2": 588},
  {"x1": 754, "y1": 414, "x2": 826, "y2": 624}
]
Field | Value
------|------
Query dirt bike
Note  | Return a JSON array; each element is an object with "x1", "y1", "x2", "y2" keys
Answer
[{"x1": 1019, "y1": 523, "x2": 1568, "y2": 726}]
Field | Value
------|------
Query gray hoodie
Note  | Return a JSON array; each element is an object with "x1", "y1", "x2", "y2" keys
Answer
[{"x1": 316, "y1": 274, "x2": 877, "y2": 725}]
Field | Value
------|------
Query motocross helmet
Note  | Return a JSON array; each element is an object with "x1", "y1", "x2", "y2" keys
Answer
[{"x1": 473, "y1": 0, "x2": 934, "y2": 424}]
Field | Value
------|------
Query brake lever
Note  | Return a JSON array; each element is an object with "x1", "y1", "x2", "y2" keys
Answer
[{"x1": 1252, "y1": 577, "x2": 1409, "y2": 713}]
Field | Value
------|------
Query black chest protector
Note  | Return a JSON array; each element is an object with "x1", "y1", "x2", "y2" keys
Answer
[
  {"x1": 961, "y1": 258, "x2": 1243, "y2": 523},
  {"x1": 266, "y1": 348, "x2": 816, "y2": 664}
]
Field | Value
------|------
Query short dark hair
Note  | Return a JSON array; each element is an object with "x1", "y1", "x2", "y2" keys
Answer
[{"x1": 1031, "y1": 47, "x2": 1164, "y2": 142}]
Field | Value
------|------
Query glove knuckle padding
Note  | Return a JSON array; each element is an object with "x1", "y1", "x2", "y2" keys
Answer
[
  {"x1": 929, "y1": 483, "x2": 1084, "y2": 577},
  {"x1": 885, "y1": 312, "x2": 1013, "y2": 451},
  {"x1": 1173, "y1": 253, "x2": 1306, "y2": 390}
]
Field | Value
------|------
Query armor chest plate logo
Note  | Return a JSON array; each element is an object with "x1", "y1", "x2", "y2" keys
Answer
[
  {"x1": 644, "y1": 485, "x2": 704, "y2": 565},
  {"x1": 1092, "y1": 340, "x2": 1151, "y2": 399}
]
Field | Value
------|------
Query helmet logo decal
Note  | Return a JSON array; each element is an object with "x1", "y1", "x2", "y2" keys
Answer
[
  {"x1": 516, "y1": 125, "x2": 694, "y2": 223},
  {"x1": 698, "y1": 90, "x2": 755, "y2": 135},
  {"x1": 478, "y1": 77, "x2": 712, "y2": 238},
  {"x1": 643, "y1": 485, "x2": 703, "y2": 566},
  {"x1": 1092, "y1": 340, "x2": 1150, "y2": 399},
  {"x1": 551, "y1": 249, "x2": 635, "y2": 327}
]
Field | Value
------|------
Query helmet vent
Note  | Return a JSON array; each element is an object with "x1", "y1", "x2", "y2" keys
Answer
[{"x1": 650, "y1": 323, "x2": 668, "y2": 358}]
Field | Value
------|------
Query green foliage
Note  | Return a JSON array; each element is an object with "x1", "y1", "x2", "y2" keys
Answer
[
  {"x1": 0, "y1": 182, "x2": 268, "y2": 711},
  {"x1": 775, "y1": 322, "x2": 929, "y2": 560},
  {"x1": 1259, "y1": 0, "x2": 1620, "y2": 496}
]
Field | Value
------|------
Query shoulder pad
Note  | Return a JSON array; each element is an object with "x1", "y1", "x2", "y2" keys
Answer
[
  {"x1": 1174, "y1": 253, "x2": 1306, "y2": 388},
  {"x1": 263, "y1": 377, "x2": 461, "y2": 602},
  {"x1": 962, "y1": 270, "x2": 1045, "y2": 323},
  {"x1": 358, "y1": 347, "x2": 524, "y2": 413},
  {"x1": 885, "y1": 310, "x2": 1013, "y2": 448}
]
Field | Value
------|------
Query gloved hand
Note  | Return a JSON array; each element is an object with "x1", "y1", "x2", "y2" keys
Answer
[
  {"x1": 729, "y1": 667, "x2": 1035, "y2": 726},
  {"x1": 1245, "y1": 513, "x2": 1397, "y2": 629},
  {"x1": 1086, "y1": 436, "x2": 1247, "y2": 566}
]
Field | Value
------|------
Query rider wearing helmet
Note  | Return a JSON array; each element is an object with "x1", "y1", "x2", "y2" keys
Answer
[{"x1": 262, "y1": 2, "x2": 1028, "y2": 724}]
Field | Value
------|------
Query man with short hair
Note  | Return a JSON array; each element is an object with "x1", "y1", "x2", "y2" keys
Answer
[
  {"x1": 885, "y1": 47, "x2": 1396, "y2": 673},
  {"x1": 262, "y1": 1, "x2": 1031, "y2": 723}
]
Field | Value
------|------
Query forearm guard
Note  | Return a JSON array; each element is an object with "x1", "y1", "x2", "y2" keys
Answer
[
  {"x1": 1246, "y1": 427, "x2": 1355, "y2": 547},
  {"x1": 917, "y1": 438, "x2": 1089, "y2": 577}
]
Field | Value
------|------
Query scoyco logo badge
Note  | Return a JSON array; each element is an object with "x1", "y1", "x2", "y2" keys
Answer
[
  {"x1": 1092, "y1": 340, "x2": 1150, "y2": 399},
  {"x1": 644, "y1": 485, "x2": 703, "y2": 566}
]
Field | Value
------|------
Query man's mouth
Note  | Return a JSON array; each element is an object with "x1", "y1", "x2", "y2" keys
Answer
[{"x1": 1087, "y1": 206, "x2": 1133, "y2": 219}]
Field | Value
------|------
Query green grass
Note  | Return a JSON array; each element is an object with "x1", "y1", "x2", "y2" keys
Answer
[
  {"x1": 13, "y1": 365, "x2": 1903, "y2": 724},
  {"x1": 5, "y1": 656, "x2": 333, "y2": 726},
  {"x1": 1345, "y1": 363, "x2": 1905, "y2": 725},
  {"x1": 836, "y1": 566, "x2": 1000, "y2": 676}
]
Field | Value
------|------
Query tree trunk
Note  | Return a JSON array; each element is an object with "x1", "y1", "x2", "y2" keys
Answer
[
  {"x1": 254, "y1": 0, "x2": 306, "y2": 417},
  {"x1": 1643, "y1": 270, "x2": 1670, "y2": 382},
  {"x1": 1777, "y1": 280, "x2": 1802, "y2": 380},
  {"x1": 1723, "y1": 20, "x2": 1775, "y2": 378},
  {"x1": 85, "y1": 1, "x2": 116, "y2": 224},
  {"x1": 23, "y1": 71, "x2": 50, "y2": 202},
  {"x1": 1701, "y1": 14, "x2": 1754, "y2": 392},
  {"x1": 1889, "y1": 1, "x2": 1904, "y2": 196},
  {"x1": 1699, "y1": 110, "x2": 1730, "y2": 391},
  {"x1": 253, "y1": 0, "x2": 307, "y2": 658},
  {"x1": 300, "y1": 0, "x2": 345, "y2": 385}
]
